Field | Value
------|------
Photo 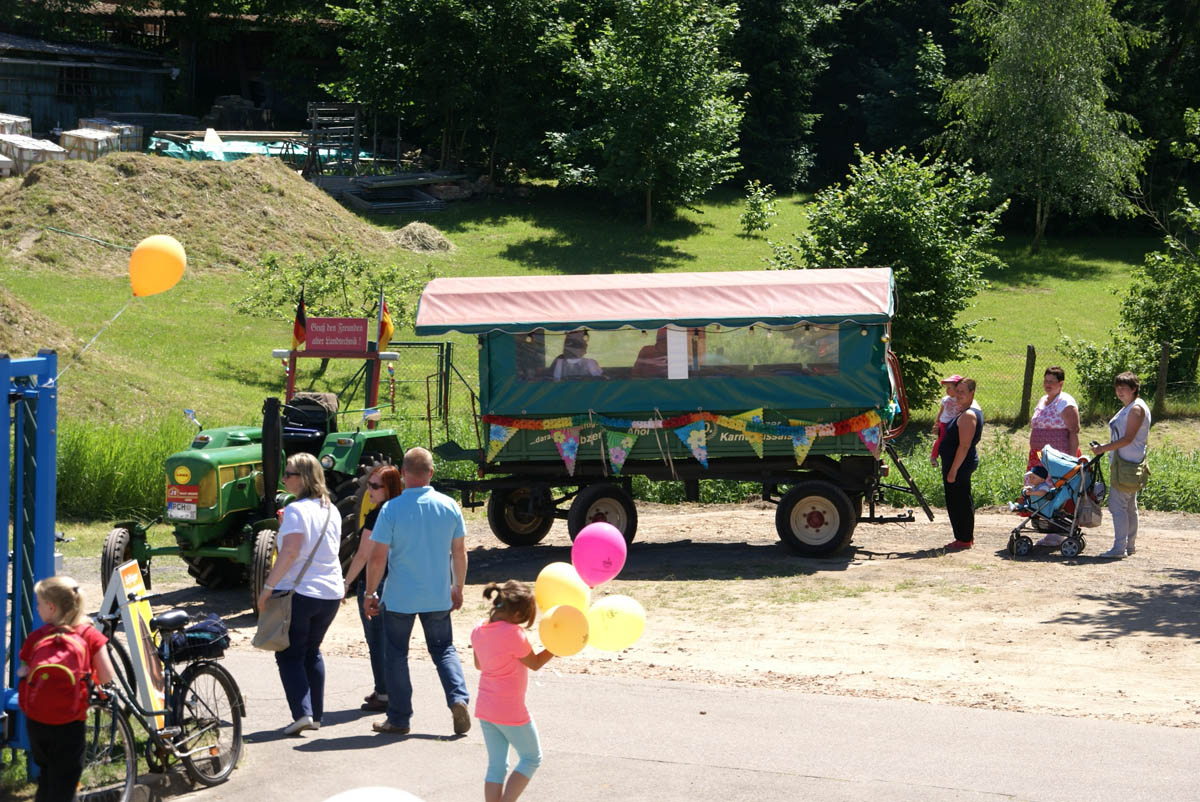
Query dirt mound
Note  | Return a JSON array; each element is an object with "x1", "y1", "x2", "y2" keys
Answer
[
  {"x1": 390, "y1": 221, "x2": 454, "y2": 252},
  {"x1": 0, "y1": 153, "x2": 392, "y2": 275},
  {"x1": 0, "y1": 286, "x2": 78, "y2": 358}
]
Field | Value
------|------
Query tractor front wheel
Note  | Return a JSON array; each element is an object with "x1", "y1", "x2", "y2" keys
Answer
[
  {"x1": 101, "y1": 527, "x2": 139, "y2": 594},
  {"x1": 250, "y1": 529, "x2": 277, "y2": 616}
]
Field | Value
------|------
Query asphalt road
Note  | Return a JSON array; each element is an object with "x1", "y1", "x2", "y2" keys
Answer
[{"x1": 166, "y1": 648, "x2": 1200, "y2": 802}]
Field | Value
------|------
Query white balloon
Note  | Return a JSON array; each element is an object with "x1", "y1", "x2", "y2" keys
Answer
[{"x1": 321, "y1": 788, "x2": 426, "y2": 802}]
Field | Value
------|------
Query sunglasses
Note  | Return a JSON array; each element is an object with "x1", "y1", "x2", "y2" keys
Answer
[
  {"x1": 282, "y1": 470, "x2": 300, "y2": 478},
  {"x1": 368, "y1": 481, "x2": 384, "y2": 490}
]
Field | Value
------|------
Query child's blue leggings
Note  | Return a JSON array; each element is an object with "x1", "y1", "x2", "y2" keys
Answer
[{"x1": 480, "y1": 719, "x2": 542, "y2": 784}]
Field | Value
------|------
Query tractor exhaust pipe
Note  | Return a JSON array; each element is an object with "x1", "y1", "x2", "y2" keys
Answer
[{"x1": 262, "y1": 396, "x2": 282, "y2": 520}]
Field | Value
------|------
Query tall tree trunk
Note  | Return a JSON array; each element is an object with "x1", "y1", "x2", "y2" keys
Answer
[
  {"x1": 1031, "y1": 198, "x2": 1050, "y2": 254},
  {"x1": 645, "y1": 187, "x2": 653, "y2": 229}
]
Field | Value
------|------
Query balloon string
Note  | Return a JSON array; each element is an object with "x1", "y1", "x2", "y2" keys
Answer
[{"x1": 55, "y1": 299, "x2": 133, "y2": 382}]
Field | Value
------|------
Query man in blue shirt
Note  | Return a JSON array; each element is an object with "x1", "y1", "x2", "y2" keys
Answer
[{"x1": 364, "y1": 447, "x2": 470, "y2": 735}]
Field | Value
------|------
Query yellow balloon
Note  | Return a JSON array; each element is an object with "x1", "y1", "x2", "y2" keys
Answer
[
  {"x1": 586, "y1": 595, "x2": 645, "y2": 652},
  {"x1": 129, "y1": 234, "x2": 186, "y2": 297},
  {"x1": 534, "y1": 562, "x2": 589, "y2": 613},
  {"x1": 538, "y1": 604, "x2": 589, "y2": 657}
]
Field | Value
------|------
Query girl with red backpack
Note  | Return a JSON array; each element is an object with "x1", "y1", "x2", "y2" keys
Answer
[{"x1": 18, "y1": 576, "x2": 115, "y2": 802}]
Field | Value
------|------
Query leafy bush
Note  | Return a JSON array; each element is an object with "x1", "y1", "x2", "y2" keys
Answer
[
  {"x1": 739, "y1": 179, "x2": 778, "y2": 235},
  {"x1": 768, "y1": 148, "x2": 1008, "y2": 407},
  {"x1": 1059, "y1": 332, "x2": 1156, "y2": 413}
]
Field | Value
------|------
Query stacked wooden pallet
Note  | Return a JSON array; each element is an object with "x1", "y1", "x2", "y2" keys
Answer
[
  {"x1": 59, "y1": 128, "x2": 120, "y2": 162},
  {"x1": 78, "y1": 118, "x2": 144, "y2": 151},
  {"x1": 0, "y1": 134, "x2": 66, "y2": 174},
  {"x1": 339, "y1": 173, "x2": 466, "y2": 214}
]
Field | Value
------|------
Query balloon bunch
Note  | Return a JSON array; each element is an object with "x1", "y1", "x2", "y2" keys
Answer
[{"x1": 535, "y1": 523, "x2": 645, "y2": 657}]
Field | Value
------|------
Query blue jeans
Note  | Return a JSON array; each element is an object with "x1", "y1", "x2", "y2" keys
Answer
[
  {"x1": 383, "y1": 607, "x2": 469, "y2": 728},
  {"x1": 274, "y1": 593, "x2": 340, "y2": 722},
  {"x1": 356, "y1": 581, "x2": 387, "y2": 696},
  {"x1": 480, "y1": 719, "x2": 542, "y2": 784}
]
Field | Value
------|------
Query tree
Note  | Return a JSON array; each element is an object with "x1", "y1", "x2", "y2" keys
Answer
[
  {"x1": 548, "y1": 0, "x2": 744, "y2": 227},
  {"x1": 941, "y1": 0, "x2": 1149, "y2": 252},
  {"x1": 768, "y1": 149, "x2": 1008, "y2": 406},
  {"x1": 732, "y1": 0, "x2": 841, "y2": 189}
]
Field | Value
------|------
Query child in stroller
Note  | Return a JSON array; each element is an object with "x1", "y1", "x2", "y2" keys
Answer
[{"x1": 1007, "y1": 445, "x2": 1105, "y2": 558}]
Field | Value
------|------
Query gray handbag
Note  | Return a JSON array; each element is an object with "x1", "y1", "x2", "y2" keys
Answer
[{"x1": 252, "y1": 505, "x2": 332, "y2": 651}]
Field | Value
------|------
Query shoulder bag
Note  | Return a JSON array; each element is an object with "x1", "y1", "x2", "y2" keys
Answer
[
  {"x1": 1110, "y1": 452, "x2": 1151, "y2": 494},
  {"x1": 252, "y1": 504, "x2": 332, "y2": 651}
]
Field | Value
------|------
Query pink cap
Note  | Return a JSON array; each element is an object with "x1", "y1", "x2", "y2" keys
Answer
[{"x1": 941, "y1": 374, "x2": 964, "y2": 385}]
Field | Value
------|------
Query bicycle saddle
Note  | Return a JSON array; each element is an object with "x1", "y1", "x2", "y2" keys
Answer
[{"x1": 150, "y1": 609, "x2": 190, "y2": 633}]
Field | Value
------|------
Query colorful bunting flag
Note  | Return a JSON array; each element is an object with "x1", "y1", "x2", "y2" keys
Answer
[
  {"x1": 858, "y1": 424, "x2": 882, "y2": 455},
  {"x1": 552, "y1": 427, "x2": 581, "y2": 476},
  {"x1": 734, "y1": 408, "x2": 765, "y2": 458},
  {"x1": 487, "y1": 424, "x2": 517, "y2": 462},
  {"x1": 791, "y1": 431, "x2": 813, "y2": 466},
  {"x1": 605, "y1": 430, "x2": 638, "y2": 475},
  {"x1": 674, "y1": 420, "x2": 708, "y2": 468}
]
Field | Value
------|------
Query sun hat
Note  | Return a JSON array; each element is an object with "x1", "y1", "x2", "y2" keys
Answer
[{"x1": 941, "y1": 374, "x2": 964, "y2": 385}]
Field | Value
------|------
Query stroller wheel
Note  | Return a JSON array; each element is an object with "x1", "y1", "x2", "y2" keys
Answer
[
  {"x1": 1060, "y1": 536, "x2": 1085, "y2": 558},
  {"x1": 1010, "y1": 535, "x2": 1034, "y2": 557}
]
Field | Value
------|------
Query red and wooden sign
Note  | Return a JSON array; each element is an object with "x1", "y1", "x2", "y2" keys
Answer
[{"x1": 307, "y1": 317, "x2": 368, "y2": 352}]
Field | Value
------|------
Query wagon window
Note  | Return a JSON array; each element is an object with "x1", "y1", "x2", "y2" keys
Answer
[{"x1": 697, "y1": 324, "x2": 839, "y2": 377}]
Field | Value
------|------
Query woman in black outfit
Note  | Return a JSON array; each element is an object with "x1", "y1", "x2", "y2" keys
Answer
[{"x1": 937, "y1": 377, "x2": 983, "y2": 550}]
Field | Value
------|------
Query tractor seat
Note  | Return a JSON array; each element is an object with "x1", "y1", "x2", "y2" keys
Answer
[
  {"x1": 149, "y1": 609, "x2": 190, "y2": 633},
  {"x1": 281, "y1": 425, "x2": 326, "y2": 449}
]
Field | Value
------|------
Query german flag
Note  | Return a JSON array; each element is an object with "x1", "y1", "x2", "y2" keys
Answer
[
  {"x1": 377, "y1": 289, "x2": 394, "y2": 347},
  {"x1": 291, "y1": 290, "x2": 306, "y2": 350}
]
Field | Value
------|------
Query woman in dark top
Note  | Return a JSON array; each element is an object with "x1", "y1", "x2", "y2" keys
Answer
[
  {"x1": 937, "y1": 377, "x2": 983, "y2": 550},
  {"x1": 343, "y1": 463, "x2": 403, "y2": 711}
]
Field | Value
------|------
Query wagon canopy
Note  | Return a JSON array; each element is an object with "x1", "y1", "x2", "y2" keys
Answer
[{"x1": 414, "y1": 268, "x2": 894, "y2": 335}]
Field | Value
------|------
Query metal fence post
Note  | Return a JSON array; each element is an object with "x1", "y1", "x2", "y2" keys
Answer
[
  {"x1": 1018, "y1": 345, "x2": 1036, "y2": 422},
  {"x1": 1154, "y1": 342, "x2": 1169, "y2": 419}
]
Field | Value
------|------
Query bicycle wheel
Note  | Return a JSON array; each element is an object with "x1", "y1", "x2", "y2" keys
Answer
[
  {"x1": 106, "y1": 634, "x2": 138, "y2": 701},
  {"x1": 77, "y1": 697, "x2": 137, "y2": 802},
  {"x1": 175, "y1": 662, "x2": 243, "y2": 786}
]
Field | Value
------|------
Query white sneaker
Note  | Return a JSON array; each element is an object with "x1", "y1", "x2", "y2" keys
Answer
[
  {"x1": 283, "y1": 715, "x2": 316, "y2": 735},
  {"x1": 1098, "y1": 548, "x2": 1127, "y2": 559},
  {"x1": 311, "y1": 720, "x2": 321, "y2": 730}
]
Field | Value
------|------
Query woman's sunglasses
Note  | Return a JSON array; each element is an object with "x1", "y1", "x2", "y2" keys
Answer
[
  {"x1": 282, "y1": 470, "x2": 300, "y2": 478},
  {"x1": 368, "y1": 481, "x2": 384, "y2": 490}
]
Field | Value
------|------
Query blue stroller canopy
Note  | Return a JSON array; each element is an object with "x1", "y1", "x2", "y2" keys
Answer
[{"x1": 1035, "y1": 444, "x2": 1090, "y2": 516}]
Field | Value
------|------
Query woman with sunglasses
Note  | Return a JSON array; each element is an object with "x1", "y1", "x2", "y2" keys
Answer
[
  {"x1": 258, "y1": 452, "x2": 344, "y2": 735},
  {"x1": 343, "y1": 463, "x2": 404, "y2": 712}
]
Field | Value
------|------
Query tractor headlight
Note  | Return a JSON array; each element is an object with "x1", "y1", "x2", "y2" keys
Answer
[
  {"x1": 320, "y1": 455, "x2": 335, "y2": 470},
  {"x1": 196, "y1": 470, "x2": 218, "y2": 508}
]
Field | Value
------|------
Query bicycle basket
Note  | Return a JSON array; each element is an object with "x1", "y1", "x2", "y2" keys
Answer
[{"x1": 170, "y1": 613, "x2": 230, "y2": 662}]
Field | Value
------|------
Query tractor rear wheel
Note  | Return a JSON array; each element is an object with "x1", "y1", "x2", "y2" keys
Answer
[{"x1": 250, "y1": 529, "x2": 276, "y2": 615}]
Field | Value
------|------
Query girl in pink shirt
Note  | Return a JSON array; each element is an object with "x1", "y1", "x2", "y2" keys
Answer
[{"x1": 471, "y1": 580, "x2": 554, "y2": 802}]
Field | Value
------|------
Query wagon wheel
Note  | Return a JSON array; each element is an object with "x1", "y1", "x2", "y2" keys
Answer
[
  {"x1": 487, "y1": 486, "x2": 554, "y2": 546},
  {"x1": 775, "y1": 480, "x2": 855, "y2": 557},
  {"x1": 567, "y1": 484, "x2": 638, "y2": 544}
]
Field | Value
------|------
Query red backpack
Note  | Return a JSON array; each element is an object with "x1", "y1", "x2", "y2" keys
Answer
[{"x1": 18, "y1": 626, "x2": 92, "y2": 724}]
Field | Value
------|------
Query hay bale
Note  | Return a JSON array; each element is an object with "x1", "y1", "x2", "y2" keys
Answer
[{"x1": 392, "y1": 222, "x2": 454, "y2": 253}]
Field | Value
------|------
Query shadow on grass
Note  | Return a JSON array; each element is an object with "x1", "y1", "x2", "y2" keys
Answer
[
  {"x1": 985, "y1": 235, "x2": 1160, "y2": 287},
  {"x1": 1043, "y1": 568, "x2": 1200, "y2": 641}
]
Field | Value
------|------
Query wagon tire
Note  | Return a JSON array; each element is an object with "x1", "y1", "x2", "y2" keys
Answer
[
  {"x1": 775, "y1": 480, "x2": 855, "y2": 557},
  {"x1": 567, "y1": 484, "x2": 637, "y2": 544},
  {"x1": 487, "y1": 487, "x2": 554, "y2": 547}
]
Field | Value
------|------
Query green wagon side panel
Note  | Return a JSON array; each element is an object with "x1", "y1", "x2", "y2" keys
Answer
[{"x1": 479, "y1": 323, "x2": 891, "y2": 416}]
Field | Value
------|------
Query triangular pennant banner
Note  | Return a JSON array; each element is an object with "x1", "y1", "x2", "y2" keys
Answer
[
  {"x1": 674, "y1": 420, "x2": 708, "y2": 468},
  {"x1": 734, "y1": 408, "x2": 765, "y2": 458},
  {"x1": 487, "y1": 424, "x2": 517, "y2": 462},
  {"x1": 791, "y1": 432, "x2": 813, "y2": 466},
  {"x1": 552, "y1": 427, "x2": 581, "y2": 476},
  {"x1": 605, "y1": 429, "x2": 638, "y2": 476},
  {"x1": 858, "y1": 424, "x2": 882, "y2": 456}
]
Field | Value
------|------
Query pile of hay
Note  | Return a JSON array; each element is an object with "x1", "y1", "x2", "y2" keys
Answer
[
  {"x1": 390, "y1": 221, "x2": 454, "y2": 253},
  {"x1": 0, "y1": 287, "x2": 78, "y2": 358}
]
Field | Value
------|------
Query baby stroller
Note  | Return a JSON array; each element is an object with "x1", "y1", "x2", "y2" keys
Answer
[{"x1": 1007, "y1": 445, "x2": 1106, "y2": 558}]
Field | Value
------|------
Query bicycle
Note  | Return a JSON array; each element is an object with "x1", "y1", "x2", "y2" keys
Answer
[{"x1": 77, "y1": 596, "x2": 245, "y2": 802}]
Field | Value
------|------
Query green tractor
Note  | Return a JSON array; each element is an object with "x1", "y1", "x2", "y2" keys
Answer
[{"x1": 101, "y1": 392, "x2": 404, "y2": 612}]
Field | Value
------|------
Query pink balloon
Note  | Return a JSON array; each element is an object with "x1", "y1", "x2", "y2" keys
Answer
[{"x1": 571, "y1": 522, "x2": 627, "y2": 587}]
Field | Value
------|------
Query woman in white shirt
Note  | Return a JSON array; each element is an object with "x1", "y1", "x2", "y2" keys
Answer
[
  {"x1": 1028, "y1": 366, "x2": 1080, "y2": 468},
  {"x1": 257, "y1": 452, "x2": 344, "y2": 735},
  {"x1": 1090, "y1": 372, "x2": 1151, "y2": 559}
]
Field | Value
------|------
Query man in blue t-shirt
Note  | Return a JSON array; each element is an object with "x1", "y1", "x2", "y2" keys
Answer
[{"x1": 364, "y1": 446, "x2": 470, "y2": 735}]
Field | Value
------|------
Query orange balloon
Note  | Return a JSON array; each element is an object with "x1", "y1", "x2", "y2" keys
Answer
[{"x1": 129, "y1": 235, "x2": 186, "y2": 297}]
